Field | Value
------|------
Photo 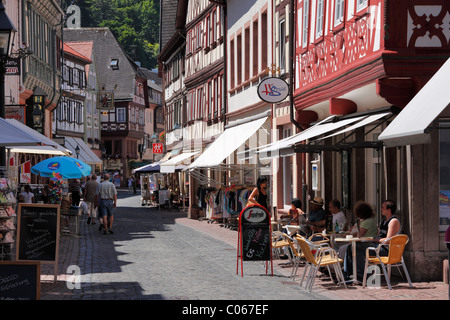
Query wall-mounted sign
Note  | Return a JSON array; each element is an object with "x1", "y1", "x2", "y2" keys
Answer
[
  {"x1": 97, "y1": 91, "x2": 114, "y2": 110},
  {"x1": 257, "y1": 77, "x2": 289, "y2": 103},
  {"x1": 5, "y1": 58, "x2": 20, "y2": 75},
  {"x1": 153, "y1": 143, "x2": 163, "y2": 154}
]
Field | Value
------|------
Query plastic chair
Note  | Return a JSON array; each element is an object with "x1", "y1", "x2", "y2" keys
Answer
[
  {"x1": 296, "y1": 236, "x2": 347, "y2": 292},
  {"x1": 308, "y1": 233, "x2": 330, "y2": 245},
  {"x1": 272, "y1": 231, "x2": 291, "y2": 260},
  {"x1": 362, "y1": 234, "x2": 413, "y2": 290},
  {"x1": 282, "y1": 233, "x2": 303, "y2": 279}
]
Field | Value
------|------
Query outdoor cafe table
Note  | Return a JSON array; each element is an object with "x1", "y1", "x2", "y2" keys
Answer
[{"x1": 335, "y1": 236, "x2": 374, "y2": 284}]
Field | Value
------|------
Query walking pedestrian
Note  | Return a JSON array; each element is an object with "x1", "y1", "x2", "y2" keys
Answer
[
  {"x1": 84, "y1": 174, "x2": 99, "y2": 225},
  {"x1": 69, "y1": 178, "x2": 81, "y2": 206},
  {"x1": 127, "y1": 177, "x2": 133, "y2": 194},
  {"x1": 95, "y1": 173, "x2": 117, "y2": 234}
]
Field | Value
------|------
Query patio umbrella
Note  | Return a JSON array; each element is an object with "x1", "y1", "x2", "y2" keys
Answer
[{"x1": 31, "y1": 156, "x2": 92, "y2": 179}]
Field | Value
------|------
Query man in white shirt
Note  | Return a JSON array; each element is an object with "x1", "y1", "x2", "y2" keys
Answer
[
  {"x1": 329, "y1": 199, "x2": 347, "y2": 231},
  {"x1": 95, "y1": 173, "x2": 117, "y2": 234}
]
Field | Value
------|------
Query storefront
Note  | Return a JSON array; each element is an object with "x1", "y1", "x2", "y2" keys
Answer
[
  {"x1": 186, "y1": 113, "x2": 272, "y2": 222},
  {"x1": 379, "y1": 58, "x2": 450, "y2": 280}
]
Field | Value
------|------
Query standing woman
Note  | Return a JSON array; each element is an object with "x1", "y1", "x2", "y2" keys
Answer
[{"x1": 247, "y1": 176, "x2": 269, "y2": 211}]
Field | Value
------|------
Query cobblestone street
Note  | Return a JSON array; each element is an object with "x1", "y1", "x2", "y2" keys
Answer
[{"x1": 40, "y1": 190, "x2": 449, "y2": 305}]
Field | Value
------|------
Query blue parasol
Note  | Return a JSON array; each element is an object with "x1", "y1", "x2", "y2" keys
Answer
[{"x1": 31, "y1": 156, "x2": 92, "y2": 179}]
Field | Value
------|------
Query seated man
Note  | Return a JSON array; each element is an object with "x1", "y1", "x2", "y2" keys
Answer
[
  {"x1": 306, "y1": 197, "x2": 326, "y2": 233},
  {"x1": 301, "y1": 197, "x2": 326, "y2": 242}
]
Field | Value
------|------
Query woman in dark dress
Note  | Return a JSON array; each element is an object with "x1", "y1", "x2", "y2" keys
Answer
[{"x1": 247, "y1": 176, "x2": 269, "y2": 211}]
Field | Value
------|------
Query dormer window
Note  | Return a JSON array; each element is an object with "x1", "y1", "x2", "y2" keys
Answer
[{"x1": 110, "y1": 59, "x2": 119, "y2": 70}]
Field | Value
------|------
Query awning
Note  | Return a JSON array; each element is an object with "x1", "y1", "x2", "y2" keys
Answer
[
  {"x1": 257, "y1": 115, "x2": 365, "y2": 156},
  {"x1": 379, "y1": 58, "x2": 450, "y2": 147},
  {"x1": 160, "y1": 152, "x2": 198, "y2": 173},
  {"x1": 0, "y1": 118, "x2": 43, "y2": 146},
  {"x1": 188, "y1": 117, "x2": 268, "y2": 169},
  {"x1": 257, "y1": 109, "x2": 394, "y2": 156},
  {"x1": 317, "y1": 112, "x2": 391, "y2": 141},
  {"x1": 64, "y1": 137, "x2": 102, "y2": 165},
  {"x1": 3, "y1": 119, "x2": 71, "y2": 155},
  {"x1": 132, "y1": 161, "x2": 161, "y2": 174}
]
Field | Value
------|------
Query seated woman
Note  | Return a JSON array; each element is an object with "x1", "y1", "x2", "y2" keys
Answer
[
  {"x1": 280, "y1": 198, "x2": 304, "y2": 226},
  {"x1": 339, "y1": 200, "x2": 401, "y2": 281},
  {"x1": 338, "y1": 201, "x2": 377, "y2": 281}
]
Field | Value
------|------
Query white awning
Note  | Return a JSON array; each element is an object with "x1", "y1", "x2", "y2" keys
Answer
[
  {"x1": 160, "y1": 152, "x2": 198, "y2": 173},
  {"x1": 317, "y1": 112, "x2": 391, "y2": 141},
  {"x1": 257, "y1": 115, "x2": 365, "y2": 155},
  {"x1": 3, "y1": 119, "x2": 71, "y2": 155},
  {"x1": 188, "y1": 117, "x2": 268, "y2": 169},
  {"x1": 64, "y1": 137, "x2": 102, "y2": 165},
  {"x1": 132, "y1": 161, "x2": 161, "y2": 174},
  {"x1": 379, "y1": 58, "x2": 450, "y2": 147}
]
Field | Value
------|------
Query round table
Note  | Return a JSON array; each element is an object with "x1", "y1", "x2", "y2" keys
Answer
[{"x1": 335, "y1": 237, "x2": 374, "y2": 284}]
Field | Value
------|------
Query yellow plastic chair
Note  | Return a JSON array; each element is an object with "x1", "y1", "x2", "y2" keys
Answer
[
  {"x1": 272, "y1": 231, "x2": 291, "y2": 259},
  {"x1": 362, "y1": 234, "x2": 413, "y2": 290},
  {"x1": 296, "y1": 236, "x2": 347, "y2": 292},
  {"x1": 282, "y1": 234, "x2": 304, "y2": 279}
]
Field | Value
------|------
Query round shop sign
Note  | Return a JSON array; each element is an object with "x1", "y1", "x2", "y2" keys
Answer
[
  {"x1": 257, "y1": 77, "x2": 289, "y2": 103},
  {"x1": 47, "y1": 162, "x2": 60, "y2": 170}
]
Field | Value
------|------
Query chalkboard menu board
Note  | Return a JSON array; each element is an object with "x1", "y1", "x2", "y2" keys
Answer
[
  {"x1": 0, "y1": 261, "x2": 40, "y2": 300},
  {"x1": 16, "y1": 204, "x2": 60, "y2": 262},
  {"x1": 239, "y1": 204, "x2": 271, "y2": 261}
]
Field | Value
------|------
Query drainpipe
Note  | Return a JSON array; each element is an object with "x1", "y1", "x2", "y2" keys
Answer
[
  {"x1": 289, "y1": 0, "x2": 301, "y2": 132},
  {"x1": 288, "y1": 0, "x2": 307, "y2": 208}
]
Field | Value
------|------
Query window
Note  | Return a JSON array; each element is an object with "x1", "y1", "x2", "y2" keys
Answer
[
  {"x1": 210, "y1": 8, "x2": 216, "y2": 45},
  {"x1": 197, "y1": 87, "x2": 203, "y2": 119},
  {"x1": 206, "y1": 15, "x2": 210, "y2": 48},
  {"x1": 316, "y1": 0, "x2": 324, "y2": 37},
  {"x1": 73, "y1": 68, "x2": 79, "y2": 87},
  {"x1": 253, "y1": 19, "x2": 258, "y2": 77},
  {"x1": 334, "y1": 0, "x2": 345, "y2": 26},
  {"x1": 245, "y1": 27, "x2": 250, "y2": 81},
  {"x1": 230, "y1": 39, "x2": 235, "y2": 88},
  {"x1": 117, "y1": 108, "x2": 126, "y2": 122},
  {"x1": 261, "y1": 11, "x2": 268, "y2": 69},
  {"x1": 302, "y1": 0, "x2": 310, "y2": 47},
  {"x1": 110, "y1": 59, "x2": 119, "y2": 70},
  {"x1": 357, "y1": 0, "x2": 368, "y2": 11},
  {"x1": 279, "y1": 19, "x2": 286, "y2": 73},
  {"x1": 207, "y1": 81, "x2": 212, "y2": 120},
  {"x1": 237, "y1": 33, "x2": 242, "y2": 85}
]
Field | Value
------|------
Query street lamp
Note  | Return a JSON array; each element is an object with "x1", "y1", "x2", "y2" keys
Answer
[
  {"x1": 32, "y1": 107, "x2": 42, "y2": 129},
  {"x1": 75, "y1": 145, "x2": 80, "y2": 159},
  {"x1": 0, "y1": 4, "x2": 16, "y2": 59},
  {"x1": 0, "y1": 4, "x2": 17, "y2": 167}
]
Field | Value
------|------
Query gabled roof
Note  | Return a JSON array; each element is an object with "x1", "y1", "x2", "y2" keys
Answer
[
  {"x1": 63, "y1": 42, "x2": 92, "y2": 64},
  {"x1": 63, "y1": 27, "x2": 142, "y2": 101},
  {"x1": 65, "y1": 41, "x2": 95, "y2": 74}
]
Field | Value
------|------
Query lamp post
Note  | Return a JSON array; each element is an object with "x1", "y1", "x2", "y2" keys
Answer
[
  {"x1": 75, "y1": 145, "x2": 80, "y2": 159},
  {"x1": 0, "y1": 4, "x2": 17, "y2": 167}
]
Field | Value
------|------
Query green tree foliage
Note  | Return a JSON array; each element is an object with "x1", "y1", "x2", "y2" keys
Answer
[{"x1": 62, "y1": 0, "x2": 160, "y2": 69}]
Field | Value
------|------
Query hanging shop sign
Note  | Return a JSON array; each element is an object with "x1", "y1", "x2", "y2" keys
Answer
[
  {"x1": 257, "y1": 77, "x2": 289, "y2": 103},
  {"x1": 5, "y1": 58, "x2": 20, "y2": 75},
  {"x1": 153, "y1": 143, "x2": 164, "y2": 154}
]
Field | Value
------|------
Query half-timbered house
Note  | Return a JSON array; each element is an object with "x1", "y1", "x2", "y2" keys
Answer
[{"x1": 264, "y1": 0, "x2": 450, "y2": 280}]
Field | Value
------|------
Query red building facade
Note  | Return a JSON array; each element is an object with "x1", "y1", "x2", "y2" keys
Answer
[{"x1": 290, "y1": 0, "x2": 450, "y2": 280}]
